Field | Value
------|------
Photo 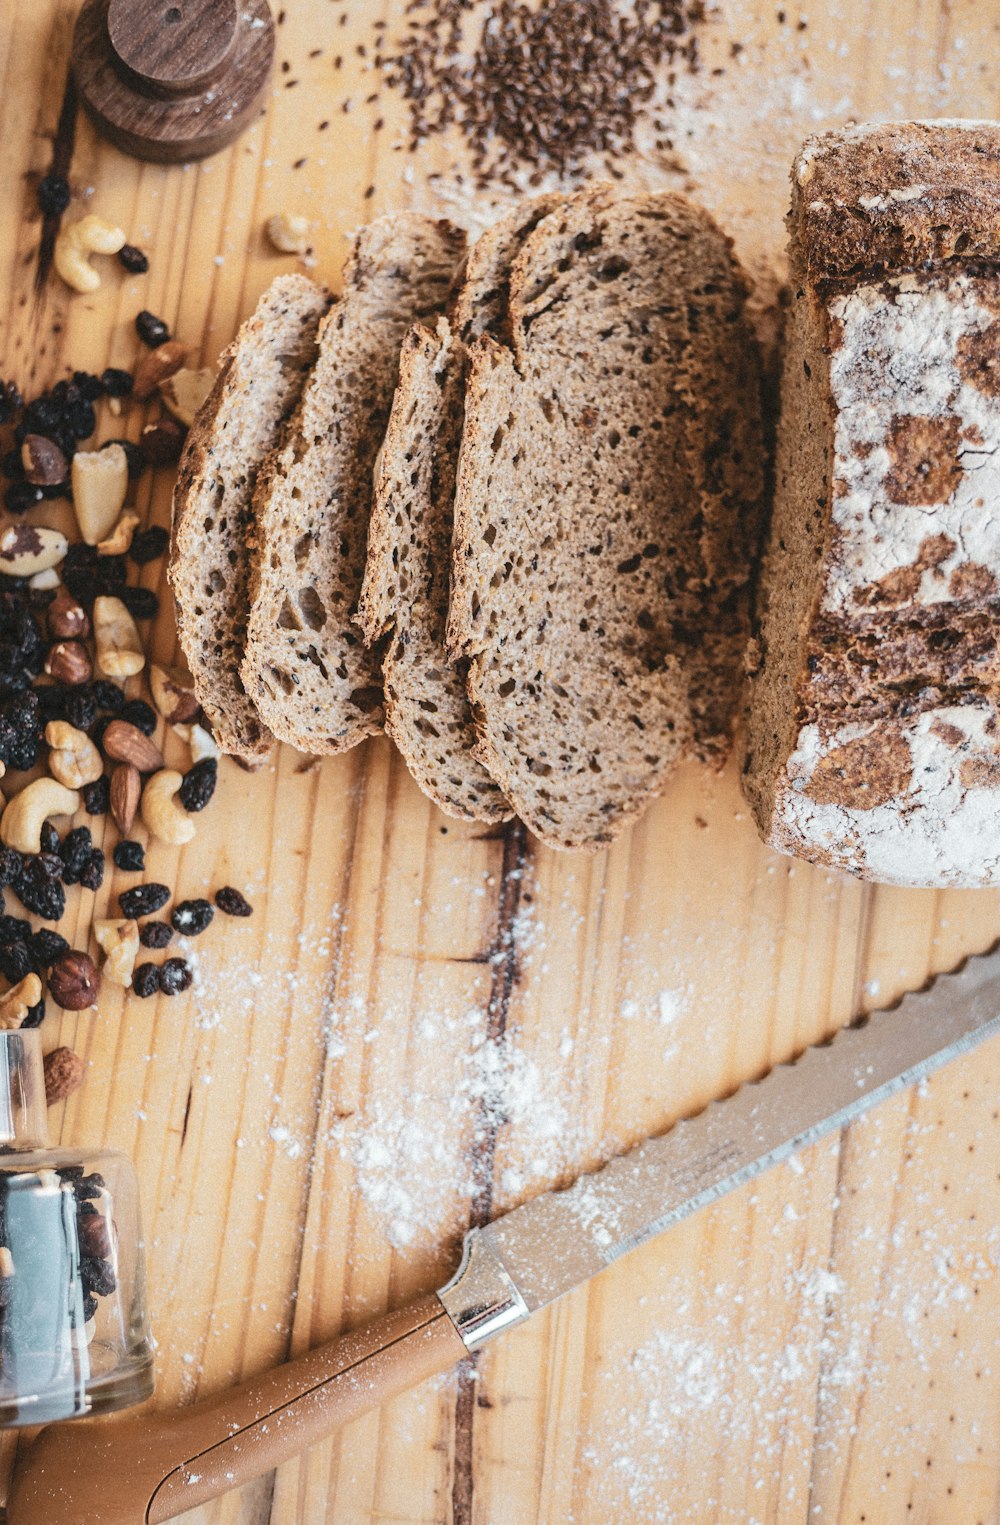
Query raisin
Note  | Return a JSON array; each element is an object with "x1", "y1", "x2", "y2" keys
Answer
[
  {"x1": 159, "y1": 958, "x2": 193, "y2": 996},
  {"x1": 0, "y1": 382, "x2": 23, "y2": 427},
  {"x1": 12, "y1": 860, "x2": 65, "y2": 922},
  {"x1": 59, "y1": 826, "x2": 93, "y2": 886},
  {"x1": 81, "y1": 1256, "x2": 116, "y2": 1297},
  {"x1": 0, "y1": 941, "x2": 31, "y2": 983},
  {"x1": 21, "y1": 999, "x2": 45, "y2": 1030},
  {"x1": 135, "y1": 310, "x2": 170, "y2": 348},
  {"x1": 171, "y1": 899, "x2": 213, "y2": 936},
  {"x1": 215, "y1": 886, "x2": 253, "y2": 917},
  {"x1": 37, "y1": 174, "x2": 71, "y2": 217},
  {"x1": 90, "y1": 715, "x2": 113, "y2": 751},
  {"x1": 72, "y1": 372, "x2": 104, "y2": 403},
  {"x1": 112, "y1": 840, "x2": 144, "y2": 877},
  {"x1": 82, "y1": 775, "x2": 111, "y2": 815},
  {"x1": 139, "y1": 921, "x2": 172, "y2": 949},
  {"x1": 0, "y1": 851, "x2": 22, "y2": 887},
  {"x1": 100, "y1": 367, "x2": 133, "y2": 398},
  {"x1": 4, "y1": 481, "x2": 43, "y2": 515},
  {"x1": 118, "y1": 585, "x2": 159, "y2": 621},
  {"x1": 119, "y1": 698, "x2": 157, "y2": 735},
  {"x1": 118, "y1": 244, "x2": 149, "y2": 274},
  {"x1": 179, "y1": 758, "x2": 217, "y2": 813},
  {"x1": 119, "y1": 883, "x2": 170, "y2": 919},
  {"x1": 132, "y1": 963, "x2": 160, "y2": 998},
  {"x1": 29, "y1": 928, "x2": 70, "y2": 969},
  {"x1": 39, "y1": 821, "x2": 60, "y2": 856},
  {"x1": 37, "y1": 852, "x2": 63, "y2": 882},
  {"x1": 65, "y1": 399, "x2": 96, "y2": 441},
  {"x1": 91, "y1": 680, "x2": 125, "y2": 712},
  {"x1": 80, "y1": 850, "x2": 105, "y2": 892},
  {"x1": 128, "y1": 526, "x2": 169, "y2": 565},
  {"x1": 0, "y1": 915, "x2": 30, "y2": 943},
  {"x1": 64, "y1": 688, "x2": 98, "y2": 733}
]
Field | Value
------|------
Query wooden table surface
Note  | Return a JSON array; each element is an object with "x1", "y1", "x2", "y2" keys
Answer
[{"x1": 1, "y1": 2, "x2": 999, "y2": 1521}]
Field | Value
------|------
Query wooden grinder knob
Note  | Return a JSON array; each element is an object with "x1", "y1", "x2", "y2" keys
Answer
[{"x1": 72, "y1": 0, "x2": 275, "y2": 162}]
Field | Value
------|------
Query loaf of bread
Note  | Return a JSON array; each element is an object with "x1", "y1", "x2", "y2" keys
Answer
[
  {"x1": 356, "y1": 198, "x2": 557, "y2": 821},
  {"x1": 448, "y1": 185, "x2": 765, "y2": 850},
  {"x1": 242, "y1": 214, "x2": 466, "y2": 754},
  {"x1": 743, "y1": 121, "x2": 1000, "y2": 886},
  {"x1": 169, "y1": 274, "x2": 330, "y2": 763}
]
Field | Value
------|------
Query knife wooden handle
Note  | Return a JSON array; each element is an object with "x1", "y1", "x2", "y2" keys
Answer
[{"x1": 8, "y1": 1295, "x2": 466, "y2": 1525}]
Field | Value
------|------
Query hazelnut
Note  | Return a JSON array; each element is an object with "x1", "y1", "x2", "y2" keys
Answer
[
  {"x1": 46, "y1": 592, "x2": 89, "y2": 641},
  {"x1": 45, "y1": 640, "x2": 93, "y2": 686},
  {"x1": 140, "y1": 416, "x2": 186, "y2": 466},
  {"x1": 21, "y1": 434, "x2": 68, "y2": 487},
  {"x1": 43, "y1": 1046, "x2": 85, "y2": 1106},
  {"x1": 48, "y1": 951, "x2": 101, "y2": 1011}
]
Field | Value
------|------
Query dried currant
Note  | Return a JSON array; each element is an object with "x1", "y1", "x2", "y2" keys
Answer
[
  {"x1": 14, "y1": 859, "x2": 66, "y2": 921},
  {"x1": 118, "y1": 244, "x2": 149, "y2": 274},
  {"x1": 215, "y1": 886, "x2": 253, "y2": 917},
  {"x1": 80, "y1": 850, "x2": 105, "y2": 892},
  {"x1": 132, "y1": 963, "x2": 160, "y2": 999},
  {"x1": 119, "y1": 698, "x2": 157, "y2": 736},
  {"x1": 119, "y1": 883, "x2": 170, "y2": 919},
  {"x1": 113, "y1": 840, "x2": 145, "y2": 873},
  {"x1": 37, "y1": 174, "x2": 71, "y2": 217},
  {"x1": 0, "y1": 940, "x2": 32, "y2": 984},
  {"x1": 59, "y1": 826, "x2": 93, "y2": 886},
  {"x1": 139, "y1": 921, "x2": 172, "y2": 949},
  {"x1": 171, "y1": 899, "x2": 213, "y2": 937},
  {"x1": 29, "y1": 928, "x2": 70, "y2": 970},
  {"x1": 82, "y1": 776, "x2": 111, "y2": 815},
  {"x1": 178, "y1": 758, "x2": 217, "y2": 813},
  {"x1": 159, "y1": 958, "x2": 193, "y2": 996},
  {"x1": 100, "y1": 367, "x2": 133, "y2": 398},
  {"x1": 128, "y1": 526, "x2": 169, "y2": 565},
  {"x1": 135, "y1": 310, "x2": 170, "y2": 348},
  {"x1": 117, "y1": 585, "x2": 159, "y2": 621}
]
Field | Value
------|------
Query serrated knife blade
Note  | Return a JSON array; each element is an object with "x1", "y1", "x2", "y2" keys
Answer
[{"x1": 440, "y1": 944, "x2": 1000, "y2": 1347}]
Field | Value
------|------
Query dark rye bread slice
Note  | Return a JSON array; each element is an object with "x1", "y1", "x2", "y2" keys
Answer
[
  {"x1": 169, "y1": 274, "x2": 331, "y2": 763},
  {"x1": 742, "y1": 121, "x2": 1000, "y2": 886},
  {"x1": 449, "y1": 186, "x2": 765, "y2": 851},
  {"x1": 241, "y1": 213, "x2": 467, "y2": 754},
  {"x1": 355, "y1": 198, "x2": 559, "y2": 821}
]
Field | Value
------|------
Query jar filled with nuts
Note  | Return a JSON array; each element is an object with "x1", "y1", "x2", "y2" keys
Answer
[{"x1": 0, "y1": 1030, "x2": 153, "y2": 1424}]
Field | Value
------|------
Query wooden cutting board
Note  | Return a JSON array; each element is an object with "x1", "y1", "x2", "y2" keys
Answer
[{"x1": 0, "y1": 2, "x2": 999, "y2": 1521}]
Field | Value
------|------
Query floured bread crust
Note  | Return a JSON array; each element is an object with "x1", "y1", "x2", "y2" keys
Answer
[{"x1": 744, "y1": 121, "x2": 1000, "y2": 887}]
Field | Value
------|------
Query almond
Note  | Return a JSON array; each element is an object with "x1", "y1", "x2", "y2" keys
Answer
[
  {"x1": 102, "y1": 720, "x2": 164, "y2": 773},
  {"x1": 110, "y1": 762, "x2": 141, "y2": 834},
  {"x1": 133, "y1": 339, "x2": 186, "y2": 401}
]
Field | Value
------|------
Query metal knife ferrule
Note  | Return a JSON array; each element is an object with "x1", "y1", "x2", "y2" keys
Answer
[{"x1": 437, "y1": 1229, "x2": 530, "y2": 1350}]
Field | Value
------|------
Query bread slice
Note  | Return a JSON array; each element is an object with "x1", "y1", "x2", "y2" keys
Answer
[
  {"x1": 743, "y1": 121, "x2": 1000, "y2": 887},
  {"x1": 169, "y1": 274, "x2": 330, "y2": 763},
  {"x1": 356, "y1": 198, "x2": 558, "y2": 822},
  {"x1": 241, "y1": 213, "x2": 467, "y2": 754},
  {"x1": 448, "y1": 186, "x2": 765, "y2": 851}
]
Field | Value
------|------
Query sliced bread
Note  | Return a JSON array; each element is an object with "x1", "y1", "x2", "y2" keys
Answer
[
  {"x1": 169, "y1": 274, "x2": 331, "y2": 763},
  {"x1": 241, "y1": 213, "x2": 467, "y2": 754},
  {"x1": 356, "y1": 197, "x2": 559, "y2": 822},
  {"x1": 448, "y1": 185, "x2": 765, "y2": 851}
]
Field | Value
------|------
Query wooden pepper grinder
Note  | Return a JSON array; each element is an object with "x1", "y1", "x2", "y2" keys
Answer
[{"x1": 71, "y1": 0, "x2": 275, "y2": 162}]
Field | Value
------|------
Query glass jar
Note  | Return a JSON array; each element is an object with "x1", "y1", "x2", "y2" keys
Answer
[{"x1": 0, "y1": 1031, "x2": 153, "y2": 1425}]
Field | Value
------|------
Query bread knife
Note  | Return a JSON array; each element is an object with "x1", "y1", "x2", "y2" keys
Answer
[{"x1": 10, "y1": 945, "x2": 1000, "y2": 1525}]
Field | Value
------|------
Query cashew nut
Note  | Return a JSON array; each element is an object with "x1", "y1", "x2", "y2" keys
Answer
[
  {"x1": 0, "y1": 975, "x2": 43, "y2": 1031},
  {"x1": 93, "y1": 595, "x2": 145, "y2": 679},
  {"x1": 45, "y1": 721, "x2": 104, "y2": 789},
  {"x1": 72, "y1": 445, "x2": 129, "y2": 545},
  {"x1": 141, "y1": 769, "x2": 196, "y2": 845},
  {"x1": 266, "y1": 212, "x2": 310, "y2": 255},
  {"x1": 173, "y1": 721, "x2": 219, "y2": 762},
  {"x1": 0, "y1": 778, "x2": 80, "y2": 855},
  {"x1": 53, "y1": 215, "x2": 126, "y2": 294},
  {"x1": 97, "y1": 509, "x2": 140, "y2": 557},
  {"x1": 0, "y1": 524, "x2": 68, "y2": 578},
  {"x1": 93, "y1": 919, "x2": 140, "y2": 988}
]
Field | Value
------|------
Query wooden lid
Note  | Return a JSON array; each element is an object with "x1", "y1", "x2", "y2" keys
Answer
[{"x1": 72, "y1": 0, "x2": 275, "y2": 162}]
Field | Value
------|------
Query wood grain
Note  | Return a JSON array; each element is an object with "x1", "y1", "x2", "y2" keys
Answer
[{"x1": 0, "y1": 2, "x2": 999, "y2": 1522}]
